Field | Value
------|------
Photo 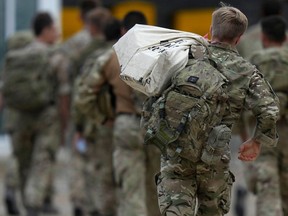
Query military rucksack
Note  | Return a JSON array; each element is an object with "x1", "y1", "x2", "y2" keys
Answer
[
  {"x1": 142, "y1": 57, "x2": 230, "y2": 157},
  {"x1": 2, "y1": 46, "x2": 54, "y2": 112},
  {"x1": 7, "y1": 31, "x2": 34, "y2": 51},
  {"x1": 72, "y1": 45, "x2": 115, "y2": 124}
]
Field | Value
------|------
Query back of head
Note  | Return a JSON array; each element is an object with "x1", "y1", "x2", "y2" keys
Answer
[
  {"x1": 122, "y1": 11, "x2": 147, "y2": 32},
  {"x1": 262, "y1": 0, "x2": 282, "y2": 17},
  {"x1": 80, "y1": 0, "x2": 100, "y2": 21},
  {"x1": 211, "y1": 4, "x2": 248, "y2": 42},
  {"x1": 86, "y1": 7, "x2": 112, "y2": 33},
  {"x1": 104, "y1": 18, "x2": 122, "y2": 41},
  {"x1": 32, "y1": 12, "x2": 53, "y2": 36},
  {"x1": 261, "y1": 15, "x2": 287, "y2": 43}
]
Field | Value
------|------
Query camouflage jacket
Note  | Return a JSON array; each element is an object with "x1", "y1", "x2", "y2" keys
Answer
[
  {"x1": 249, "y1": 46, "x2": 288, "y2": 117},
  {"x1": 72, "y1": 40, "x2": 114, "y2": 133},
  {"x1": 209, "y1": 42, "x2": 280, "y2": 147}
]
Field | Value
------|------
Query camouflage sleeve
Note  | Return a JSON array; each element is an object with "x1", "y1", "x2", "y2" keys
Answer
[
  {"x1": 50, "y1": 53, "x2": 71, "y2": 96},
  {"x1": 245, "y1": 71, "x2": 280, "y2": 147}
]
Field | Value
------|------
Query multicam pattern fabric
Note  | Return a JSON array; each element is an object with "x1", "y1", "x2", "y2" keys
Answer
[
  {"x1": 59, "y1": 29, "x2": 92, "y2": 81},
  {"x1": 209, "y1": 42, "x2": 279, "y2": 147},
  {"x1": 244, "y1": 46, "x2": 288, "y2": 216},
  {"x1": 157, "y1": 157, "x2": 234, "y2": 216},
  {"x1": 70, "y1": 125, "x2": 116, "y2": 215},
  {"x1": 2, "y1": 46, "x2": 55, "y2": 111},
  {"x1": 72, "y1": 42, "x2": 114, "y2": 125},
  {"x1": 154, "y1": 42, "x2": 279, "y2": 215},
  {"x1": 13, "y1": 107, "x2": 60, "y2": 208},
  {"x1": 3, "y1": 40, "x2": 70, "y2": 209},
  {"x1": 71, "y1": 40, "x2": 117, "y2": 214},
  {"x1": 113, "y1": 115, "x2": 147, "y2": 216}
]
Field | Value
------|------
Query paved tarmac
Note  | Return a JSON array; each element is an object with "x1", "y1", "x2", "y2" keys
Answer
[{"x1": 0, "y1": 134, "x2": 256, "y2": 216}]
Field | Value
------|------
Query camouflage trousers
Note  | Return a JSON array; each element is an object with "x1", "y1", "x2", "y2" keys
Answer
[
  {"x1": 70, "y1": 125, "x2": 116, "y2": 215},
  {"x1": 145, "y1": 146, "x2": 162, "y2": 216},
  {"x1": 9, "y1": 107, "x2": 60, "y2": 208},
  {"x1": 157, "y1": 156, "x2": 234, "y2": 216},
  {"x1": 245, "y1": 118, "x2": 288, "y2": 216},
  {"x1": 113, "y1": 114, "x2": 147, "y2": 216}
]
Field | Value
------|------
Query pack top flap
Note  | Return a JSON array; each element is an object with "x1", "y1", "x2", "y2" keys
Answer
[{"x1": 113, "y1": 24, "x2": 209, "y2": 96}]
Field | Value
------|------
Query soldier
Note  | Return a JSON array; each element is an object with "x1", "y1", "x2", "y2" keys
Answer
[
  {"x1": 74, "y1": 10, "x2": 150, "y2": 216},
  {"x1": 116, "y1": 11, "x2": 152, "y2": 216},
  {"x1": 0, "y1": 30, "x2": 34, "y2": 215},
  {"x1": 71, "y1": 8, "x2": 118, "y2": 216},
  {"x1": 1, "y1": 12, "x2": 70, "y2": 216},
  {"x1": 237, "y1": 0, "x2": 283, "y2": 59},
  {"x1": 121, "y1": 11, "x2": 162, "y2": 216},
  {"x1": 245, "y1": 15, "x2": 288, "y2": 216},
  {"x1": 154, "y1": 4, "x2": 279, "y2": 216},
  {"x1": 60, "y1": 0, "x2": 100, "y2": 80}
]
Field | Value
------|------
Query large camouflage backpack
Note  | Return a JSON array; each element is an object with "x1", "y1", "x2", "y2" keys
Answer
[
  {"x1": 72, "y1": 44, "x2": 115, "y2": 125},
  {"x1": 7, "y1": 30, "x2": 34, "y2": 51},
  {"x1": 142, "y1": 57, "x2": 230, "y2": 159},
  {"x1": 2, "y1": 46, "x2": 54, "y2": 112}
]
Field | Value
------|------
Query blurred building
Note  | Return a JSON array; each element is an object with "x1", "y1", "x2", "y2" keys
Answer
[{"x1": 1, "y1": 0, "x2": 288, "y2": 66}]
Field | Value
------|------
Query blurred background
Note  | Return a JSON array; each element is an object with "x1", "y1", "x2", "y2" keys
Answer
[
  {"x1": 0, "y1": 0, "x2": 288, "y2": 215},
  {"x1": 1, "y1": 0, "x2": 288, "y2": 64}
]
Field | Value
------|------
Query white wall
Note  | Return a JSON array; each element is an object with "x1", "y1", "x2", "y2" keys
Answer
[
  {"x1": 4, "y1": 0, "x2": 62, "y2": 39},
  {"x1": 5, "y1": 0, "x2": 16, "y2": 38},
  {"x1": 37, "y1": 0, "x2": 62, "y2": 31}
]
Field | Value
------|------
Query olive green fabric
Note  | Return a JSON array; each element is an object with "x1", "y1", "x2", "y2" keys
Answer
[
  {"x1": 2, "y1": 47, "x2": 54, "y2": 111},
  {"x1": 143, "y1": 58, "x2": 229, "y2": 159}
]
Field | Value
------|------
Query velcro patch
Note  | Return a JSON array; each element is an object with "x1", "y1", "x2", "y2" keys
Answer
[{"x1": 187, "y1": 76, "x2": 199, "y2": 84}]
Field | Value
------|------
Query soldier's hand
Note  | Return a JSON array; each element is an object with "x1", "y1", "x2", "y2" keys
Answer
[{"x1": 238, "y1": 139, "x2": 261, "y2": 161}]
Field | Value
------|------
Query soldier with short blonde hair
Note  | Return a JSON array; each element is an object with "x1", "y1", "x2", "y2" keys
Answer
[{"x1": 155, "y1": 4, "x2": 279, "y2": 216}]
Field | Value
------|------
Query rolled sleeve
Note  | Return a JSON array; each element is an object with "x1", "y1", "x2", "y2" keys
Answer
[
  {"x1": 253, "y1": 129, "x2": 279, "y2": 147},
  {"x1": 50, "y1": 53, "x2": 71, "y2": 96},
  {"x1": 246, "y1": 71, "x2": 280, "y2": 147}
]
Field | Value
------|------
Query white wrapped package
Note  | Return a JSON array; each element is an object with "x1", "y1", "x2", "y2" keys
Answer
[{"x1": 113, "y1": 24, "x2": 208, "y2": 96}]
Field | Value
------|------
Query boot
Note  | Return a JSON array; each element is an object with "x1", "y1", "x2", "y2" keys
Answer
[
  {"x1": 4, "y1": 187, "x2": 20, "y2": 215},
  {"x1": 41, "y1": 196, "x2": 59, "y2": 214},
  {"x1": 26, "y1": 207, "x2": 39, "y2": 216},
  {"x1": 74, "y1": 207, "x2": 84, "y2": 216}
]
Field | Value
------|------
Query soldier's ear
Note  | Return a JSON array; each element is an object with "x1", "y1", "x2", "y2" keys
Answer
[{"x1": 234, "y1": 35, "x2": 242, "y2": 46}]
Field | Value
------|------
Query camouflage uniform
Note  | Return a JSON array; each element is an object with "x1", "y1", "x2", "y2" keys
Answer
[
  {"x1": 60, "y1": 29, "x2": 92, "y2": 82},
  {"x1": 76, "y1": 47, "x2": 150, "y2": 216},
  {"x1": 7, "y1": 40, "x2": 70, "y2": 209},
  {"x1": 2, "y1": 31, "x2": 34, "y2": 194},
  {"x1": 244, "y1": 47, "x2": 288, "y2": 216},
  {"x1": 69, "y1": 122, "x2": 116, "y2": 216},
  {"x1": 71, "y1": 40, "x2": 117, "y2": 215},
  {"x1": 156, "y1": 42, "x2": 279, "y2": 216},
  {"x1": 57, "y1": 29, "x2": 102, "y2": 214}
]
